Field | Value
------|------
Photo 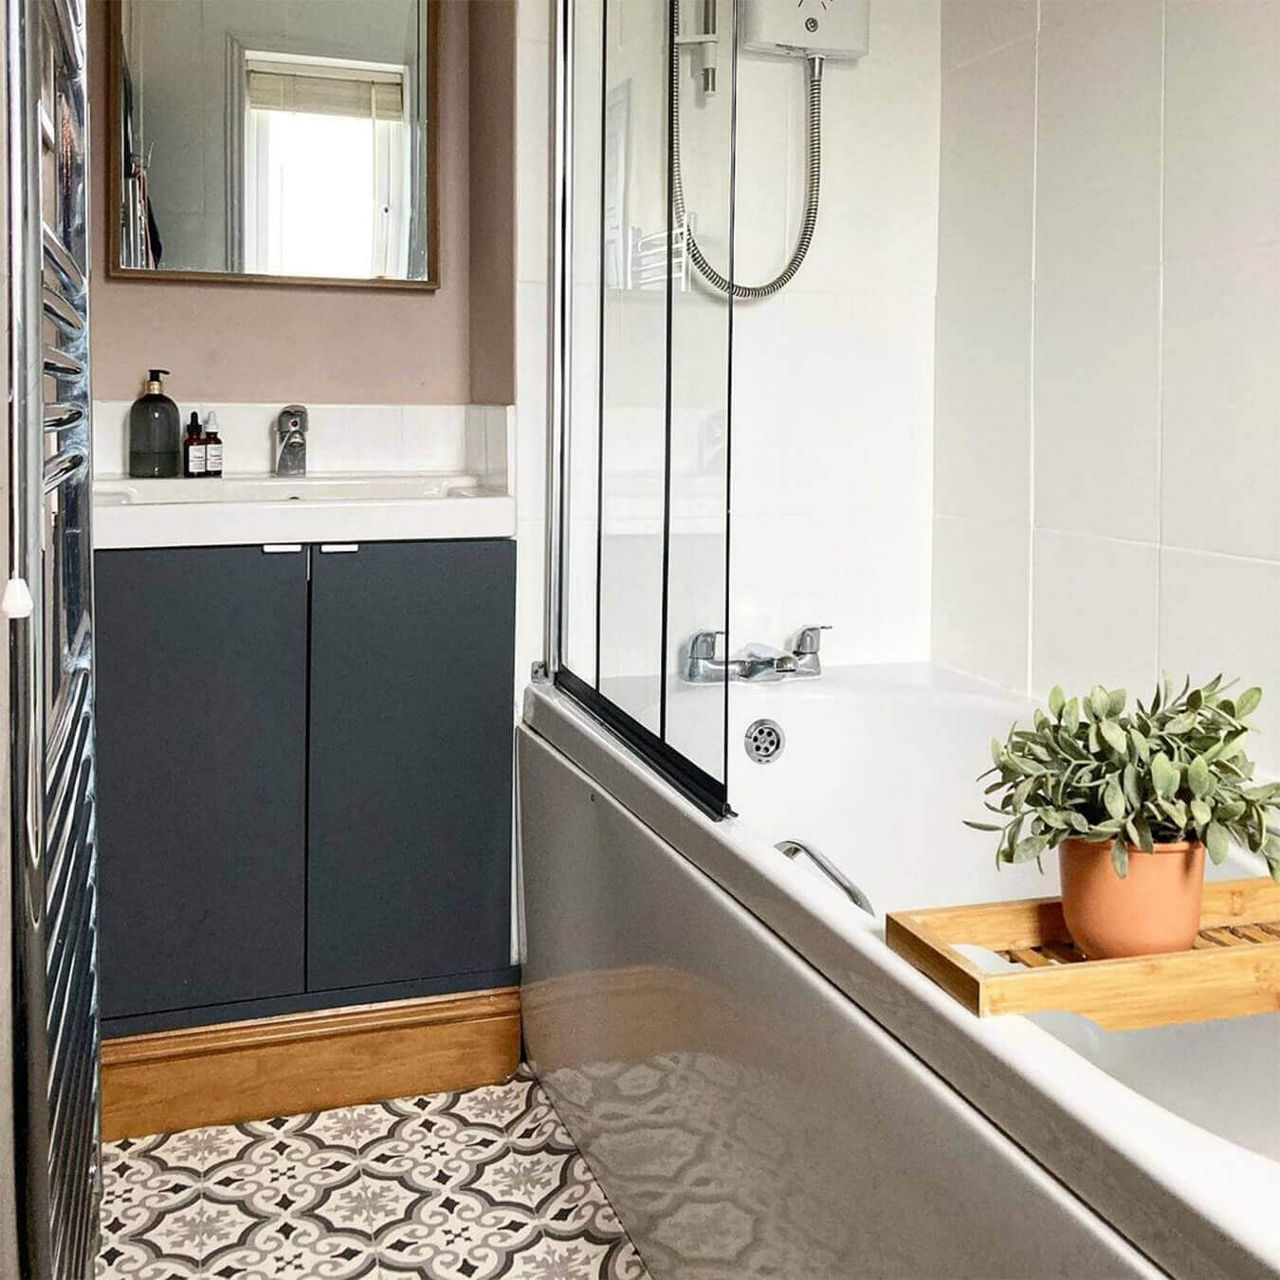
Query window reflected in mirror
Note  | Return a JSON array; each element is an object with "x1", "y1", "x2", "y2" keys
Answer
[{"x1": 110, "y1": 0, "x2": 436, "y2": 287}]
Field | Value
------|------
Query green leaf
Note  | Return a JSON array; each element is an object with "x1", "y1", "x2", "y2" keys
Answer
[
  {"x1": 1049, "y1": 685, "x2": 1065, "y2": 718},
  {"x1": 1237, "y1": 686, "x2": 1262, "y2": 717},
  {"x1": 1103, "y1": 778, "x2": 1127, "y2": 821},
  {"x1": 1122, "y1": 763, "x2": 1140, "y2": 807},
  {"x1": 1164, "y1": 712, "x2": 1196, "y2": 735},
  {"x1": 963, "y1": 820, "x2": 1004, "y2": 832},
  {"x1": 1111, "y1": 842, "x2": 1129, "y2": 878},
  {"x1": 1011, "y1": 833, "x2": 1050, "y2": 863},
  {"x1": 1129, "y1": 727, "x2": 1150, "y2": 763},
  {"x1": 1206, "y1": 821, "x2": 1230, "y2": 866},
  {"x1": 1131, "y1": 813, "x2": 1154, "y2": 853},
  {"x1": 1063, "y1": 697, "x2": 1080, "y2": 732},
  {"x1": 1151, "y1": 752, "x2": 1180, "y2": 799},
  {"x1": 1089, "y1": 686, "x2": 1111, "y2": 721},
  {"x1": 990, "y1": 738, "x2": 1004, "y2": 767},
  {"x1": 1187, "y1": 754, "x2": 1212, "y2": 798},
  {"x1": 1099, "y1": 719, "x2": 1128, "y2": 756},
  {"x1": 1107, "y1": 688, "x2": 1127, "y2": 716},
  {"x1": 1190, "y1": 798, "x2": 1212, "y2": 830}
]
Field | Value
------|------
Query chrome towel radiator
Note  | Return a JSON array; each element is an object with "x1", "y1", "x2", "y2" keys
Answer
[{"x1": 5, "y1": 0, "x2": 99, "y2": 1271}]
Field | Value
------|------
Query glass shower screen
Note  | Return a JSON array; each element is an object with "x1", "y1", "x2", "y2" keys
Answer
[{"x1": 553, "y1": 0, "x2": 735, "y2": 814}]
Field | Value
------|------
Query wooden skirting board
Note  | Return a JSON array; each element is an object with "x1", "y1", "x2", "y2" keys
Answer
[{"x1": 101, "y1": 986, "x2": 521, "y2": 1142}]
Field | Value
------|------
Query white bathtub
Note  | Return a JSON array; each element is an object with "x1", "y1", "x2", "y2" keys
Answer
[{"x1": 519, "y1": 667, "x2": 1280, "y2": 1279}]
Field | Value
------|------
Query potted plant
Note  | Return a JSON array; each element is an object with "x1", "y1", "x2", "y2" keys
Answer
[{"x1": 967, "y1": 676, "x2": 1280, "y2": 959}]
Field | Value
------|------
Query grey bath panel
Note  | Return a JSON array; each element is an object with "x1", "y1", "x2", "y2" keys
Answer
[
  {"x1": 95, "y1": 546, "x2": 309, "y2": 1019},
  {"x1": 306, "y1": 539, "x2": 516, "y2": 991}
]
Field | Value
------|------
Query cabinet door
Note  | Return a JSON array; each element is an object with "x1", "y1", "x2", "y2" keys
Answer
[
  {"x1": 307, "y1": 539, "x2": 515, "y2": 990},
  {"x1": 95, "y1": 546, "x2": 308, "y2": 1019}
]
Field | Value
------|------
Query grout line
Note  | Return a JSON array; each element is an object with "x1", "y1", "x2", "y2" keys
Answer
[{"x1": 1025, "y1": 0, "x2": 1042, "y2": 698}]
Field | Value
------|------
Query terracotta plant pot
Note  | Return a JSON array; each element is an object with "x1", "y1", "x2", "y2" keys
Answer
[{"x1": 1058, "y1": 837, "x2": 1205, "y2": 959}]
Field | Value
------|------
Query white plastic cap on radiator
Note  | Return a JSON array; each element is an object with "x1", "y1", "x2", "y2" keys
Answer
[{"x1": 2, "y1": 577, "x2": 34, "y2": 619}]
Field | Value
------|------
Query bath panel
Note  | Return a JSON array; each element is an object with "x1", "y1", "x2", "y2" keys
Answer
[{"x1": 519, "y1": 726, "x2": 1162, "y2": 1280}]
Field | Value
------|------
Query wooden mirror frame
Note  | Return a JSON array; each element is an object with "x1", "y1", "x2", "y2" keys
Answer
[{"x1": 106, "y1": 0, "x2": 440, "y2": 291}]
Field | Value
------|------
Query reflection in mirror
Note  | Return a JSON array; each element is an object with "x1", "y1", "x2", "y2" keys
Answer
[{"x1": 111, "y1": 0, "x2": 436, "y2": 286}]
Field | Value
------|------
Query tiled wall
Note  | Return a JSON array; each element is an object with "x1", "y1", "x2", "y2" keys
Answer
[
  {"x1": 932, "y1": 0, "x2": 1280, "y2": 768},
  {"x1": 730, "y1": 1, "x2": 941, "y2": 666},
  {"x1": 93, "y1": 401, "x2": 510, "y2": 489}
]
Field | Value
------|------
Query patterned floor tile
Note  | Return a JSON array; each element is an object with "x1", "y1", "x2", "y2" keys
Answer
[{"x1": 97, "y1": 1069, "x2": 651, "y2": 1280}]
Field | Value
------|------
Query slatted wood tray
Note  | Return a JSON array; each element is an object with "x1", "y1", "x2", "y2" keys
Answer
[{"x1": 885, "y1": 877, "x2": 1280, "y2": 1029}]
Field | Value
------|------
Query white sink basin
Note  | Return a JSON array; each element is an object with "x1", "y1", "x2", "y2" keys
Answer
[
  {"x1": 92, "y1": 472, "x2": 515, "y2": 549},
  {"x1": 94, "y1": 473, "x2": 482, "y2": 507}
]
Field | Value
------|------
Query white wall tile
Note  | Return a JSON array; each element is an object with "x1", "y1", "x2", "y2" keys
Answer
[
  {"x1": 933, "y1": 282, "x2": 1031, "y2": 524},
  {"x1": 515, "y1": 32, "x2": 550, "y2": 286},
  {"x1": 1161, "y1": 248, "x2": 1280, "y2": 560},
  {"x1": 308, "y1": 406, "x2": 400, "y2": 473},
  {"x1": 933, "y1": 0, "x2": 1280, "y2": 725},
  {"x1": 1033, "y1": 264, "x2": 1160, "y2": 542},
  {"x1": 402, "y1": 405, "x2": 468, "y2": 472},
  {"x1": 735, "y1": 290, "x2": 933, "y2": 522},
  {"x1": 1160, "y1": 548, "x2": 1280, "y2": 777},
  {"x1": 937, "y1": 36, "x2": 1036, "y2": 296},
  {"x1": 1164, "y1": 0, "x2": 1280, "y2": 263},
  {"x1": 92, "y1": 402, "x2": 129, "y2": 477},
  {"x1": 1031, "y1": 529, "x2": 1158, "y2": 701},
  {"x1": 730, "y1": 57, "x2": 795, "y2": 285},
  {"x1": 941, "y1": 0, "x2": 1036, "y2": 71},
  {"x1": 732, "y1": 509, "x2": 931, "y2": 669},
  {"x1": 516, "y1": 0, "x2": 550, "y2": 48},
  {"x1": 1034, "y1": 0, "x2": 1162, "y2": 273},
  {"x1": 95, "y1": 402, "x2": 492, "y2": 479},
  {"x1": 208, "y1": 403, "x2": 274, "y2": 475},
  {"x1": 515, "y1": 516, "x2": 547, "y2": 701},
  {"x1": 807, "y1": 2, "x2": 941, "y2": 297},
  {"x1": 931, "y1": 514, "x2": 1028, "y2": 689},
  {"x1": 515, "y1": 281, "x2": 548, "y2": 522}
]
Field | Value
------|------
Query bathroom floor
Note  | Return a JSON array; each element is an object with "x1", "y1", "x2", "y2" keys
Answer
[{"x1": 96, "y1": 1067, "x2": 650, "y2": 1279}]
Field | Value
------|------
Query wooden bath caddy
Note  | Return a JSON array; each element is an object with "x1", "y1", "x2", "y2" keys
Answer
[{"x1": 885, "y1": 877, "x2": 1280, "y2": 1030}]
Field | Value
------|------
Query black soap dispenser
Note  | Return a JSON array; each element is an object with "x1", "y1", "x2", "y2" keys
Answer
[{"x1": 128, "y1": 368, "x2": 181, "y2": 478}]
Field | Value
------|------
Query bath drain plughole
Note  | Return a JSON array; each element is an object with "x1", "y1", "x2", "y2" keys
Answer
[{"x1": 744, "y1": 719, "x2": 785, "y2": 764}]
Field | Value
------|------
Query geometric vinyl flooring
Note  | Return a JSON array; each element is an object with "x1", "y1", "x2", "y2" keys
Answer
[{"x1": 96, "y1": 1066, "x2": 651, "y2": 1279}]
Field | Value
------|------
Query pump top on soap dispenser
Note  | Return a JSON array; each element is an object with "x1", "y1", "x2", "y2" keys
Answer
[{"x1": 128, "y1": 368, "x2": 181, "y2": 478}]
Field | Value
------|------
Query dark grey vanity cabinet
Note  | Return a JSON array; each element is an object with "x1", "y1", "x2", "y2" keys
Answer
[
  {"x1": 95, "y1": 546, "x2": 309, "y2": 1020},
  {"x1": 95, "y1": 538, "x2": 516, "y2": 1034},
  {"x1": 307, "y1": 540, "x2": 516, "y2": 990}
]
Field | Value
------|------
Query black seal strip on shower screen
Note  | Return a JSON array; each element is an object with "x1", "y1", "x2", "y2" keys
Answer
[{"x1": 555, "y1": 666, "x2": 734, "y2": 821}]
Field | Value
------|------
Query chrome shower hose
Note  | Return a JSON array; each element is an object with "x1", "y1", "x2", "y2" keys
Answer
[{"x1": 671, "y1": 1, "x2": 824, "y2": 299}]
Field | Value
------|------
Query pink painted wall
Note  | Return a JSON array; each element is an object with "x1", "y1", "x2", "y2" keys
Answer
[
  {"x1": 468, "y1": 0, "x2": 516, "y2": 406},
  {"x1": 88, "y1": 0, "x2": 514, "y2": 406}
]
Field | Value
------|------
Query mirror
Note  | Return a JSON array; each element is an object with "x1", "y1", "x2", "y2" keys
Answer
[{"x1": 109, "y1": 0, "x2": 438, "y2": 288}]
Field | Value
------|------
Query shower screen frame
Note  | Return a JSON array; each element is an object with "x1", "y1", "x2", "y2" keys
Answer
[{"x1": 542, "y1": 0, "x2": 737, "y2": 819}]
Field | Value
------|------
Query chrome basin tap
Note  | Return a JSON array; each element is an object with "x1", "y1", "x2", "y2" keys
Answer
[
  {"x1": 789, "y1": 624, "x2": 832, "y2": 677},
  {"x1": 275, "y1": 404, "x2": 308, "y2": 477},
  {"x1": 683, "y1": 627, "x2": 830, "y2": 684}
]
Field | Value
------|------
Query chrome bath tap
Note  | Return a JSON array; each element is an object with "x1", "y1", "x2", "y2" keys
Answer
[
  {"x1": 683, "y1": 626, "x2": 831, "y2": 684},
  {"x1": 275, "y1": 404, "x2": 308, "y2": 476}
]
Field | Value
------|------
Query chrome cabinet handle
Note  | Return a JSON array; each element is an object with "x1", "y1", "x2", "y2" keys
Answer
[
  {"x1": 262, "y1": 544, "x2": 302, "y2": 554},
  {"x1": 319, "y1": 544, "x2": 359, "y2": 554}
]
